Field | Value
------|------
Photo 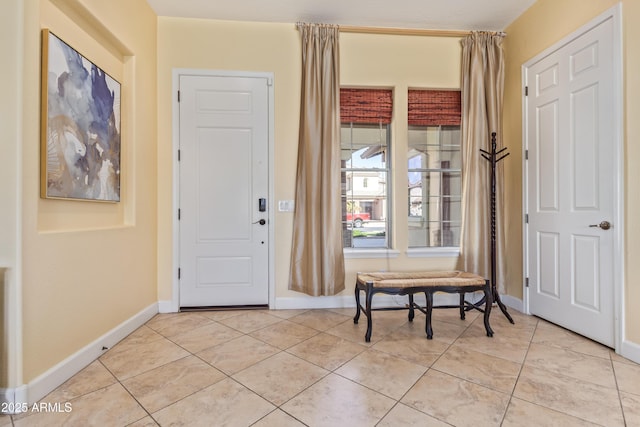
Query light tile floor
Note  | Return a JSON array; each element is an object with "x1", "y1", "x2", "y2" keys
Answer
[{"x1": 6, "y1": 307, "x2": 640, "y2": 426}]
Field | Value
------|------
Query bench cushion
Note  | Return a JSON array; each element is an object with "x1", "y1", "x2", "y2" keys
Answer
[{"x1": 356, "y1": 270, "x2": 485, "y2": 289}]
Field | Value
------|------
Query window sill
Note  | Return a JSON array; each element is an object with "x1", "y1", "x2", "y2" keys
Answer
[
  {"x1": 405, "y1": 247, "x2": 460, "y2": 258},
  {"x1": 344, "y1": 248, "x2": 400, "y2": 259}
]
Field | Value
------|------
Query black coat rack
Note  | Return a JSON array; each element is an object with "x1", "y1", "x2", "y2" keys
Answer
[{"x1": 478, "y1": 132, "x2": 514, "y2": 324}]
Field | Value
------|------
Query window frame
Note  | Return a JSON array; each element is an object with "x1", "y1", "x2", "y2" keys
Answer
[
  {"x1": 407, "y1": 124, "x2": 462, "y2": 251},
  {"x1": 406, "y1": 89, "x2": 462, "y2": 255},
  {"x1": 341, "y1": 122, "x2": 393, "y2": 253}
]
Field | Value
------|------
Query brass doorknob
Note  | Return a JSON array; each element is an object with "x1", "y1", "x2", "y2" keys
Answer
[{"x1": 589, "y1": 221, "x2": 611, "y2": 230}]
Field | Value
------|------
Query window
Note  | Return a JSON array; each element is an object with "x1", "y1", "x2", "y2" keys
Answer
[
  {"x1": 341, "y1": 123, "x2": 390, "y2": 248},
  {"x1": 407, "y1": 90, "x2": 462, "y2": 248},
  {"x1": 340, "y1": 88, "x2": 392, "y2": 249}
]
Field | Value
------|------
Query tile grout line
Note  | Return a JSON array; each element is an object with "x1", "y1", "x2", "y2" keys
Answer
[
  {"x1": 133, "y1": 315, "x2": 284, "y2": 424},
  {"x1": 108, "y1": 316, "x2": 238, "y2": 424},
  {"x1": 232, "y1": 309, "x2": 419, "y2": 425},
  {"x1": 412, "y1": 309, "x2": 511, "y2": 425},
  {"x1": 99, "y1": 337, "x2": 184, "y2": 426},
  {"x1": 506, "y1": 318, "x2": 618, "y2": 426},
  {"x1": 609, "y1": 352, "x2": 629, "y2": 427},
  {"x1": 497, "y1": 315, "x2": 539, "y2": 425},
  {"x1": 250, "y1": 313, "x2": 412, "y2": 425},
  {"x1": 110, "y1": 362, "x2": 160, "y2": 426},
  {"x1": 357, "y1": 309, "x2": 483, "y2": 425},
  {"x1": 229, "y1": 321, "x2": 335, "y2": 426}
]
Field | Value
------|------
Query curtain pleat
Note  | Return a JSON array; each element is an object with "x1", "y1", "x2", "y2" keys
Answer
[
  {"x1": 458, "y1": 32, "x2": 507, "y2": 292},
  {"x1": 289, "y1": 23, "x2": 345, "y2": 296}
]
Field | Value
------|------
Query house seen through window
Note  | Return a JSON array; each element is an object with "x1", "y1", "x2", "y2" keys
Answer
[{"x1": 340, "y1": 88, "x2": 392, "y2": 249}]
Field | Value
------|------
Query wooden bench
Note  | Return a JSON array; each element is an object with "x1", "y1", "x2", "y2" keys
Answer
[{"x1": 354, "y1": 271, "x2": 494, "y2": 342}]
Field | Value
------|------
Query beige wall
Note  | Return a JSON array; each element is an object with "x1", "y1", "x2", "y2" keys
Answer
[
  {"x1": 157, "y1": 18, "x2": 464, "y2": 304},
  {"x1": 0, "y1": 0, "x2": 21, "y2": 270},
  {"x1": 0, "y1": 270, "x2": 6, "y2": 387},
  {"x1": 19, "y1": 0, "x2": 158, "y2": 382},
  {"x1": 503, "y1": 0, "x2": 640, "y2": 344},
  {"x1": 0, "y1": 0, "x2": 22, "y2": 389},
  {"x1": 622, "y1": 0, "x2": 640, "y2": 344}
]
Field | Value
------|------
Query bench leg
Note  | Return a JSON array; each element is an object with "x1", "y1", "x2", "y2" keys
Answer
[
  {"x1": 459, "y1": 292, "x2": 466, "y2": 320},
  {"x1": 354, "y1": 284, "x2": 361, "y2": 324},
  {"x1": 365, "y1": 285, "x2": 374, "y2": 342},
  {"x1": 425, "y1": 291, "x2": 434, "y2": 339},
  {"x1": 408, "y1": 294, "x2": 415, "y2": 322},
  {"x1": 483, "y1": 282, "x2": 494, "y2": 337}
]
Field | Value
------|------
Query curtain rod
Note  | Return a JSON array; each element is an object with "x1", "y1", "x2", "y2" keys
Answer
[
  {"x1": 339, "y1": 25, "x2": 505, "y2": 38},
  {"x1": 339, "y1": 25, "x2": 469, "y2": 37}
]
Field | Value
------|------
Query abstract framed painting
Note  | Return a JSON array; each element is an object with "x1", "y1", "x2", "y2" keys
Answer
[{"x1": 40, "y1": 29, "x2": 121, "y2": 202}]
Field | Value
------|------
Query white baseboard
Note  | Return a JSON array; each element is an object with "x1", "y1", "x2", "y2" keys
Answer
[
  {"x1": 275, "y1": 295, "x2": 354, "y2": 310},
  {"x1": 16, "y1": 303, "x2": 158, "y2": 407},
  {"x1": 500, "y1": 295, "x2": 524, "y2": 313},
  {"x1": 620, "y1": 338, "x2": 640, "y2": 364},
  {"x1": 0, "y1": 385, "x2": 27, "y2": 414},
  {"x1": 158, "y1": 300, "x2": 177, "y2": 313}
]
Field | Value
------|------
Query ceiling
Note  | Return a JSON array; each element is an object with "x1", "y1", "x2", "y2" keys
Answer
[{"x1": 145, "y1": 0, "x2": 537, "y2": 32}]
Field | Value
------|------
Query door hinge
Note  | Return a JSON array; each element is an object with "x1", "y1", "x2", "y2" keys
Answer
[
  {"x1": 178, "y1": 149, "x2": 181, "y2": 161},
  {"x1": 525, "y1": 277, "x2": 529, "y2": 287},
  {"x1": 178, "y1": 208, "x2": 181, "y2": 220},
  {"x1": 178, "y1": 268, "x2": 181, "y2": 279},
  {"x1": 525, "y1": 86, "x2": 529, "y2": 96},
  {"x1": 525, "y1": 213, "x2": 529, "y2": 224},
  {"x1": 525, "y1": 149, "x2": 529, "y2": 160},
  {"x1": 177, "y1": 90, "x2": 181, "y2": 102}
]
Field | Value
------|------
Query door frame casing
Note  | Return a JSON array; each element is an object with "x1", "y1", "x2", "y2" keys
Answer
[
  {"x1": 522, "y1": 4, "x2": 624, "y2": 352},
  {"x1": 169, "y1": 68, "x2": 276, "y2": 312}
]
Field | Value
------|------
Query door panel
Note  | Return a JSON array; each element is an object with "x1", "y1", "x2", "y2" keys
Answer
[
  {"x1": 526, "y1": 18, "x2": 615, "y2": 346},
  {"x1": 537, "y1": 232, "x2": 559, "y2": 299},
  {"x1": 571, "y1": 86, "x2": 600, "y2": 210},
  {"x1": 572, "y1": 235, "x2": 599, "y2": 310},
  {"x1": 179, "y1": 75, "x2": 269, "y2": 307},
  {"x1": 196, "y1": 128, "x2": 252, "y2": 240},
  {"x1": 536, "y1": 101, "x2": 559, "y2": 212}
]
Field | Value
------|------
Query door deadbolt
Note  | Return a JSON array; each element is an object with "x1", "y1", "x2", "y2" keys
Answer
[{"x1": 589, "y1": 221, "x2": 611, "y2": 230}]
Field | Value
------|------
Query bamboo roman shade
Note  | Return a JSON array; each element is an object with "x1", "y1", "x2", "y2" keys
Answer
[
  {"x1": 340, "y1": 88, "x2": 393, "y2": 124},
  {"x1": 408, "y1": 89, "x2": 461, "y2": 126}
]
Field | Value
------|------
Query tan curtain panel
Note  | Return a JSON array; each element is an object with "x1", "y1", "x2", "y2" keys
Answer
[
  {"x1": 458, "y1": 32, "x2": 507, "y2": 292},
  {"x1": 289, "y1": 23, "x2": 345, "y2": 296}
]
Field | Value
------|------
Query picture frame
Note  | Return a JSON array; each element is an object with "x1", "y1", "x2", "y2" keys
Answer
[{"x1": 40, "y1": 29, "x2": 121, "y2": 202}]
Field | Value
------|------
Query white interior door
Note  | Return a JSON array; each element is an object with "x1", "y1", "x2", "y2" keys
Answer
[
  {"x1": 525, "y1": 16, "x2": 617, "y2": 347},
  {"x1": 179, "y1": 74, "x2": 270, "y2": 307}
]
